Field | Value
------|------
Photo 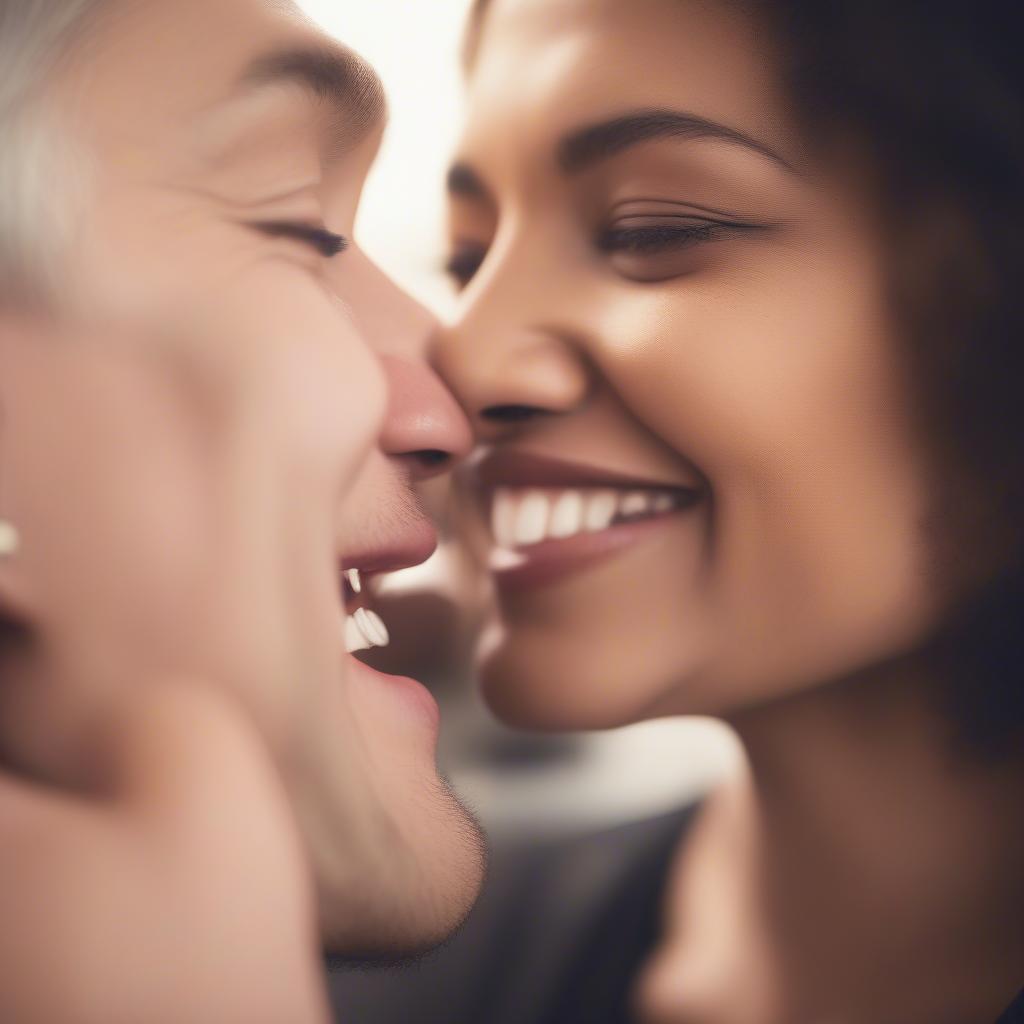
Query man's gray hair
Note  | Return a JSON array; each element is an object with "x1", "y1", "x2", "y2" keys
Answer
[{"x1": 0, "y1": 0, "x2": 101, "y2": 305}]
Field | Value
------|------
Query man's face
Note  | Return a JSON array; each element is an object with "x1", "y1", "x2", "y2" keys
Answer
[{"x1": 0, "y1": 0, "x2": 483, "y2": 955}]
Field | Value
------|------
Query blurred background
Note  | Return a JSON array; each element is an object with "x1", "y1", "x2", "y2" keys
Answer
[
  {"x1": 300, "y1": 0, "x2": 475, "y2": 318},
  {"x1": 298, "y1": 0, "x2": 741, "y2": 842}
]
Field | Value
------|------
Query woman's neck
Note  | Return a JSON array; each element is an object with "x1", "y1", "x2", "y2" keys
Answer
[{"x1": 643, "y1": 660, "x2": 1024, "y2": 1023}]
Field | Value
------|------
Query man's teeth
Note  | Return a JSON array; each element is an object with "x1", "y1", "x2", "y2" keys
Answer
[
  {"x1": 344, "y1": 606, "x2": 390, "y2": 654},
  {"x1": 344, "y1": 568, "x2": 362, "y2": 594},
  {"x1": 491, "y1": 486, "x2": 686, "y2": 549}
]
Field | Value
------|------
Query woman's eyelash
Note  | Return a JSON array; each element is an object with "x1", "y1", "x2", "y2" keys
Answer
[
  {"x1": 254, "y1": 222, "x2": 349, "y2": 258},
  {"x1": 444, "y1": 219, "x2": 764, "y2": 288},
  {"x1": 596, "y1": 220, "x2": 748, "y2": 254}
]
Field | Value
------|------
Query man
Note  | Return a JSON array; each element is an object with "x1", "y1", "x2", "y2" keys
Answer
[{"x1": 0, "y1": 0, "x2": 485, "y2": 1018}]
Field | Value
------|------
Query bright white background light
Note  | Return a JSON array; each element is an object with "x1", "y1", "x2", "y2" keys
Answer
[{"x1": 297, "y1": 0, "x2": 475, "y2": 317}]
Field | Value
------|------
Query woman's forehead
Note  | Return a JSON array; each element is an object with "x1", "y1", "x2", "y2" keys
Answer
[{"x1": 463, "y1": 0, "x2": 791, "y2": 173}]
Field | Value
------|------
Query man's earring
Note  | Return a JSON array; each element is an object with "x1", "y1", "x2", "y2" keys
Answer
[{"x1": 0, "y1": 520, "x2": 20, "y2": 557}]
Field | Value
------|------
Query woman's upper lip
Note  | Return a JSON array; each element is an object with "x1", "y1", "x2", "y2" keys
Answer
[{"x1": 472, "y1": 449, "x2": 704, "y2": 492}]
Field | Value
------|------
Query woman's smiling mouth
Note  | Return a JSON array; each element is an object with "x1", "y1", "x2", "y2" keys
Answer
[
  {"x1": 491, "y1": 485, "x2": 697, "y2": 547},
  {"x1": 474, "y1": 450, "x2": 706, "y2": 590}
]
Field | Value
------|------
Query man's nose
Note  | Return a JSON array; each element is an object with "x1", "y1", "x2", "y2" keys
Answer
[
  {"x1": 378, "y1": 352, "x2": 473, "y2": 481},
  {"x1": 339, "y1": 249, "x2": 473, "y2": 480}
]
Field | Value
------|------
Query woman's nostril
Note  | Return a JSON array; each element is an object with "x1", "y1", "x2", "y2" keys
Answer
[
  {"x1": 396, "y1": 449, "x2": 455, "y2": 482},
  {"x1": 481, "y1": 404, "x2": 549, "y2": 423},
  {"x1": 414, "y1": 449, "x2": 451, "y2": 468}
]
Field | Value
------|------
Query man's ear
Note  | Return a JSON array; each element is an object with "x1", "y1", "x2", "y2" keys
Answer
[
  {"x1": 0, "y1": 319, "x2": 39, "y2": 638},
  {"x1": 0, "y1": 486, "x2": 37, "y2": 636},
  {"x1": 0, "y1": 532, "x2": 38, "y2": 657}
]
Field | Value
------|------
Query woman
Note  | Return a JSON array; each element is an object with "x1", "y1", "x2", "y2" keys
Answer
[{"x1": 433, "y1": 0, "x2": 1024, "y2": 1020}]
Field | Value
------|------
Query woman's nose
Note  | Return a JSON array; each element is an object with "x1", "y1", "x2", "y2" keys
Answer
[{"x1": 434, "y1": 320, "x2": 592, "y2": 441}]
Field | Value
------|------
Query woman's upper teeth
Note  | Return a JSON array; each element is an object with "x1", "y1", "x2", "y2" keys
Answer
[{"x1": 492, "y1": 486, "x2": 683, "y2": 549}]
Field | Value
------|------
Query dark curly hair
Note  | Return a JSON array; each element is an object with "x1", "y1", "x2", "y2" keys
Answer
[{"x1": 465, "y1": 0, "x2": 1024, "y2": 757}]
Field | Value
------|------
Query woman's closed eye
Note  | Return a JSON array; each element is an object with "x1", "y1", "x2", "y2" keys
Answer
[
  {"x1": 596, "y1": 214, "x2": 770, "y2": 283},
  {"x1": 445, "y1": 213, "x2": 773, "y2": 291}
]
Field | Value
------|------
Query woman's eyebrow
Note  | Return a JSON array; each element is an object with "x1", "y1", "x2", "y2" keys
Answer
[{"x1": 557, "y1": 108, "x2": 795, "y2": 174}]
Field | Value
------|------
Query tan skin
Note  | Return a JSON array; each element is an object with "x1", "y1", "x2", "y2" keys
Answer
[
  {"x1": 438, "y1": 0, "x2": 1024, "y2": 1020},
  {"x1": 0, "y1": 0, "x2": 483, "y2": 1016}
]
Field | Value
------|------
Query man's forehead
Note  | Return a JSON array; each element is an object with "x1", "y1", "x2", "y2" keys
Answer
[
  {"x1": 234, "y1": 40, "x2": 387, "y2": 151},
  {"x1": 217, "y1": 0, "x2": 387, "y2": 145},
  {"x1": 72, "y1": 0, "x2": 386, "y2": 164}
]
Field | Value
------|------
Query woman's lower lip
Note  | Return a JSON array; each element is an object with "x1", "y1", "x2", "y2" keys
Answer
[
  {"x1": 489, "y1": 511, "x2": 686, "y2": 592},
  {"x1": 346, "y1": 655, "x2": 440, "y2": 735}
]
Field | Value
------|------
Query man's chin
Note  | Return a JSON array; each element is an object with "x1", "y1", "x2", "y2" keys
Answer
[{"x1": 316, "y1": 781, "x2": 487, "y2": 965}]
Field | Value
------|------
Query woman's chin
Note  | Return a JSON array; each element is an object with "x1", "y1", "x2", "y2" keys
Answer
[
  {"x1": 478, "y1": 655, "x2": 661, "y2": 732},
  {"x1": 476, "y1": 616, "x2": 715, "y2": 731}
]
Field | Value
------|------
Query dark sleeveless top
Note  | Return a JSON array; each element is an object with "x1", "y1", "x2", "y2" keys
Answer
[
  {"x1": 329, "y1": 807, "x2": 694, "y2": 1024},
  {"x1": 998, "y1": 986, "x2": 1024, "y2": 1023},
  {"x1": 329, "y1": 805, "x2": 1022, "y2": 1024}
]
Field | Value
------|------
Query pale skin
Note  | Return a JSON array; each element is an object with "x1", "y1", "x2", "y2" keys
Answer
[
  {"x1": 438, "y1": 0, "x2": 1024, "y2": 1020},
  {"x1": 0, "y1": 0, "x2": 483, "y2": 1016},
  {"x1": 0, "y1": 685, "x2": 331, "y2": 1024}
]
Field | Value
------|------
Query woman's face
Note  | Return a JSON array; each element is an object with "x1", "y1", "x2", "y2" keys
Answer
[{"x1": 438, "y1": 0, "x2": 941, "y2": 729}]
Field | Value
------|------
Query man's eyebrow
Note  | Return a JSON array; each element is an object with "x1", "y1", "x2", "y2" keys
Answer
[
  {"x1": 558, "y1": 108, "x2": 794, "y2": 174},
  {"x1": 239, "y1": 44, "x2": 386, "y2": 145}
]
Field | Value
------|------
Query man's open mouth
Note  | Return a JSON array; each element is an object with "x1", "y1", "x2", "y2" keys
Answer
[
  {"x1": 341, "y1": 568, "x2": 390, "y2": 654},
  {"x1": 339, "y1": 520, "x2": 438, "y2": 654}
]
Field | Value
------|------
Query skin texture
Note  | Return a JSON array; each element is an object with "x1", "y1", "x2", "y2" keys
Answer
[
  {"x1": 438, "y1": 0, "x2": 1024, "y2": 1019},
  {"x1": 0, "y1": 685, "x2": 332, "y2": 1024},
  {"x1": 442, "y1": 0, "x2": 937, "y2": 731},
  {"x1": 0, "y1": 0, "x2": 484, "y2": 987}
]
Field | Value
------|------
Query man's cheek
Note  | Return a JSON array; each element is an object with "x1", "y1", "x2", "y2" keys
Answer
[
  {"x1": 189, "y1": 265, "x2": 387, "y2": 487},
  {"x1": 7, "y1": 350, "x2": 205, "y2": 633}
]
